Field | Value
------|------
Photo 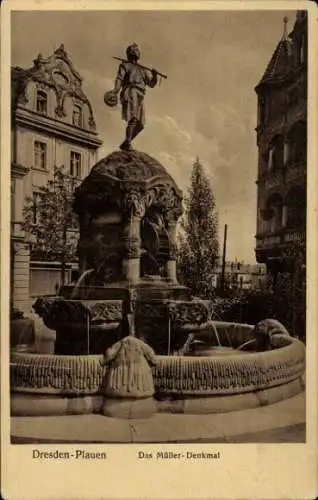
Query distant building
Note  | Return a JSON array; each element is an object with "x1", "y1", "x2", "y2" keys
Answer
[
  {"x1": 211, "y1": 261, "x2": 267, "y2": 291},
  {"x1": 254, "y1": 12, "x2": 307, "y2": 275},
  {"x1": 11, "y1": 44, "x2": 102, "y2": 312}
]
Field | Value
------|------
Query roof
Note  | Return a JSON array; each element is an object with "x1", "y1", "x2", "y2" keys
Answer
[{"x1": 257, "y1": 37, "x2": 293, "y2": 87}]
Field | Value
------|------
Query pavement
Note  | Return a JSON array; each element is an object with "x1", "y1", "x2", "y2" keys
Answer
[{"x1": 11, "y1": 391, "x2": 305, "y2": 444}]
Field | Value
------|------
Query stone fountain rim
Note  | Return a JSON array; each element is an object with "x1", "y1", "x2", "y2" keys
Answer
[{"x1": 11, "y1": 334, "x2": 305, "y2": 396}]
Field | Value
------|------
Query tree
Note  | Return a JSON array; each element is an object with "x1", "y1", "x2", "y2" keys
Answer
[
  {"x1": 212, "y1": 238, "x2": 306, "y2": 341},
  {"x1": 177, "y1": 158, "x2": 219, "y2": 298},
  {"x1": 22, "y1": 166, "x2": 79, "y2": 287}
]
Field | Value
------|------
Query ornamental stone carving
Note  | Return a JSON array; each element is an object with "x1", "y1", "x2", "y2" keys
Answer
[
  {"x1": 88, "y1": 302, "x2": 122, "y2": 322},
  {"x1": 104, "y1": 336, "x2": 157, "y2": 398},
  {"x1": 91, "y1": 151, "x2": 168, "y2": 181},
  {"x1": 72, "y1": 150, "x2": 184, "y2": 285},
  {"x1": 168, "y1": 300, "x2": 211, "y2": 327},
  {"x1": 121, "y1": 236, "x2": 141, "y2": 258},
  {"x1": 123, "y1": 190, "x2": 147, "y2": 219},
  {"x1": 55, "y1": 104, "x2": 66, "y2": 118},
  {"x1": 33, "y1": 297, "x2": 124, "y2": 328},
  {"x1": 13, "y1": 44, "x2": 97, "y2": 130}
]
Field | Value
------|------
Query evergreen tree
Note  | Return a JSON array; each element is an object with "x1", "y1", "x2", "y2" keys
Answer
[
  {"x1": 177, "y1": 158, "x2": 219, "y2": 297},
  {"x1": 22, "y1": 166, "x2": 79, "y2": 287}
]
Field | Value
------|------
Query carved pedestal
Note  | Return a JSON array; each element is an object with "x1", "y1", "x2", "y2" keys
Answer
[{"x1": 34, "y1": 151, "x2": 212, "y2": 356}]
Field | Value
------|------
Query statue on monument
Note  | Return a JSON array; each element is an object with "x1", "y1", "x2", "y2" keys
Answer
[{"x1": 104, "y1": 43, "x2": 166, "y2": 151}]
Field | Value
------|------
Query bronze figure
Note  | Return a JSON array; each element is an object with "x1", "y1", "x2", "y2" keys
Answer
[{"x1": 106, "y1": 43, "x2": 162, "y2": 151}]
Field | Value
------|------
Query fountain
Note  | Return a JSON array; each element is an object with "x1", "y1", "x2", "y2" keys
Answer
[
  {"x1": 10, "y1": 48, "x2": 305, "y2": 429},
  {"x1": 30, "y1": 150, "x2": 211, "y2": 356},
  {"x1": 10, "y1": 150, "x2": 305, "y2": 425}
]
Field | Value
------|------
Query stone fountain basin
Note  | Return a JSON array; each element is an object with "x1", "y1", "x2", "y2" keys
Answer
[
  {"x1": 189, "y1": 345, "x2": 247, "y2": 357},
  {"x1": 10, "y1": 321, "x2": 305, "y2": 416}
]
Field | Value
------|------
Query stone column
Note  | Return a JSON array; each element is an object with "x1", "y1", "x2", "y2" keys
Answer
[
  {"x1": 122, "y1": 191, "x2": 146, "y2": 283},
  {"x1": 13, "y1": 176, "x2": 27, "y2": 237},
  {"x1": 283, "y1": 142, "x2": 289, "y2": 165},
  {"x1": 122, "y1": 215, "x2": 141, "y2": 283},
  {"x1": 165, "y1": 223, "x2": 178, "y2": 283},
  {"x1": 11, "y1": 165, "x2": 30, "y2": 313},
  {"x1": 282, "y1": 205, "x2": 288, "y2": 228},
  {"x1": 12, "y1": 240, "x2": 31, "y2": 313},
  {"x1": 268, "y1": 148, "x2": 274, "y2": 171}
]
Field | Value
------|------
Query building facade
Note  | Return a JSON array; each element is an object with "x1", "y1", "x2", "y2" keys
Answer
[
  {"x1": 255, "y1": 12, "x2": 307, "y2": 274},
  {"x1": 11, "y1": 44, "x2": 102, "y2": 312},
  {"x1": 211, "y1": 261, "x2": 267, "y2": 291}
]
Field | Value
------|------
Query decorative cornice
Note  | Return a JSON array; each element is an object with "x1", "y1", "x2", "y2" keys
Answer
[
  {"x1": 14, "y1": 107, "x2": 102, "y2": 149},
  {"x1": 11, "y1": 163, "x2": 30, "y2": 178}
]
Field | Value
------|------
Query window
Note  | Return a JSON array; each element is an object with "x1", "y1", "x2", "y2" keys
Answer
[
  {"x1": 267, "y1": 135, "x2": 284, "y2": 171},
  {"x1": 36, "y1": 90, "x2": 47, "y2": 115},
  {"x1": 299, "y1": 34, "x2": 306, "y2": 65},
  {"x1": 265, "y1": 194, "x2": 283, "y2": 232},
  {"x1": 259, "y1": 96, "x2": 271, "y2": 125},
  {"x1": 72, "y1": 105, "x2": 82, "y2": 127},
  {"x1": 268, "y1": 148, "x2": 274, "y2": 171},
  {"x1": 70, "y1": 151, "x2": 82, "y2": 178},
  {"x1": 296, "y1": 34, "x2": 306, "y2": 66},
  {"x1": 259, "y1": 97, "x2": 266, "y2": 125},
  {"x1": 34, "y1": 141, "x2": 47, "y2": 169}
]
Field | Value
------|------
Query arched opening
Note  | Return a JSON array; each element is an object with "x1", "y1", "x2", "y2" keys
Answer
[
  {"x1": 266, "y1": 134, "x2": 284, "y2": 172},
  {"x1": 265, "y1": 193, "x2": 283, "y2": 233},
  {"x1": 285, "y1": 186, "x2": 306, "y2": 229},
  {"x1": 287, "y1": 121, "x2": 306, "y2": 166},
  {"x1": 295, "y1": 33, "x2": 306, "y2": 66},
  {"x1": 140, "y1": 206, "x2": 169, "y2": 278}
]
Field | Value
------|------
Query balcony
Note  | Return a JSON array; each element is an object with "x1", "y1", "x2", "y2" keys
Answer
[
  {"x1": 256, "y1": 233, "x2": 282, "y2": 249},
  {"x1": 285, "y1": 162, "x2": 306, "y2": 183},
  {"x1": 256, "y1": 228, "x2": 305, "y2": 251},
  {"x1": 283, "y1": 230, "x2": 305, "y2": 243},
  {"x1": 259, "y1": 161, "x2": 305, "y2": 189}
]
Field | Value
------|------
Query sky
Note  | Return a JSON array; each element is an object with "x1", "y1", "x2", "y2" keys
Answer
[{"x1": 11, "y1": 9, "x2": 297, "y2": 263}]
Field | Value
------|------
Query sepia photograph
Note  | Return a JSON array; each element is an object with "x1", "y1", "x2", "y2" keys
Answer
[{"x1": 2, "y1": 1, "x2": 317, "y2": 499}]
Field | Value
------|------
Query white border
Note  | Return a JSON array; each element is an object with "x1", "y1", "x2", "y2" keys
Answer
[{"x1": 1, "y1": 2, "x2": 317, "y2": 499}]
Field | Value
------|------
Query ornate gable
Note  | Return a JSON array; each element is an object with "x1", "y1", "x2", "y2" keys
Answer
[
  {"x1": 30, "y1": 44, "x2": 83, "y2": 91},
  {"x1": 12, "y1": 44, "x2": 96, "y2": 131}
]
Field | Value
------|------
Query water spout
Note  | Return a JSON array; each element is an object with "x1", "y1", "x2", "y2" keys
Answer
[
  {"x1": 13, "y1": 321, "x2": 36, "y2": 353},
  {"x1": 209, "y1": 321, "x2": 221, "y2": 347},
  {"x1": 71, "y1": 269, "x2": 94, "y2": 299}
]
